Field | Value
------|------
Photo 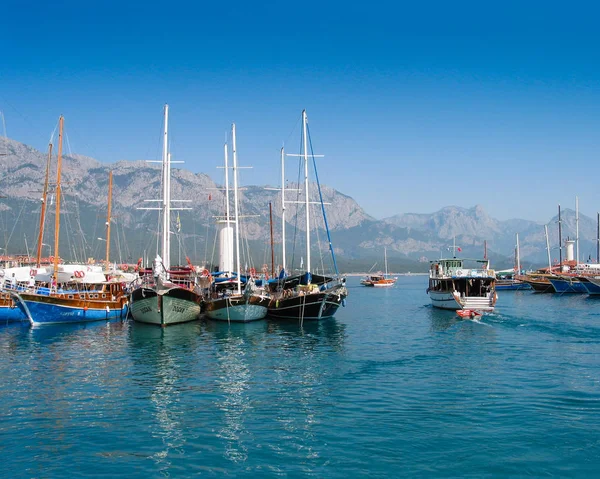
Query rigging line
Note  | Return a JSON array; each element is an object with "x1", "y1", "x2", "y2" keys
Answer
[
  {"x1": 5, "y1": 198, "x2": 28, "y2": 252},
  {"x1": 307, "y1": 124, "x2": 339, "y2": 276}
]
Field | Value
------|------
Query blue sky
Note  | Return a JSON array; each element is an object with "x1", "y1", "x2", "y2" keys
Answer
[{"x1": 2, "y1": 1, "x2": 600, "y2": 222}]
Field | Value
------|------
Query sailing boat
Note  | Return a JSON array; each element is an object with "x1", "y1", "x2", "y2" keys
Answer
[
  {"x1": 266, "y1": 110, "x2": 348, "y2": 320},
  {"x1": 129, "y1": 105, "x2": 202, "y2": 327},
  {"x1": 204, "y1": 123, "x2": 270, "y2": 322},
  {"x1": 495, "y1": 234, "x2": 531, "y2": 290},
  {"x1": 361, "y1": 248, "x2": 397, "y2": 287},
  {"x1": 14, "y1": 116, "x2": 129, "y2": 325}
]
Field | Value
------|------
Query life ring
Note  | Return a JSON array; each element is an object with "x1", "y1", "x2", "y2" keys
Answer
[
  {"x1": 49, "y1": 256, "x2": 55, "y2": 262},
  {"x1": 456, "y1": 270, "x2": 463, "y2": 277},
  {"x1": 74, "y1": 270, "x2": 85, "y2": 278},
  {"x1": 201, "y1": 269, "x2": 210, "y2": 278},
  {"x1": 30, "y1": 269, "x2": 37, "y2": 277},
  {"x1": 120, "y1": 264, "x2": 127, "y2": 271},
  {"x1": 249, "y1": 267, "x2": 257, "y2": 278}
]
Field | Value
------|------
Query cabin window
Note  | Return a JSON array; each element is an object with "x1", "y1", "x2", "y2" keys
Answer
[
  {"x1": 68, "y1": 295, "x2": 74, "y2": 299},
  {"x1": 94, "y1": 294, "x2": 99, "y2": 299},
  {"x1": 102, "y1": 294, "x2": 106, "y2": 299}
]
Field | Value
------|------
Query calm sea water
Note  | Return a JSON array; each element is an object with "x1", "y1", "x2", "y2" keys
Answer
[{"x1": 1, "y1": 275, "x2": 600, "y2": 477}]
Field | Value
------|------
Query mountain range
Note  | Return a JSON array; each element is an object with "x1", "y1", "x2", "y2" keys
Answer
[{"x1": 0, "y1": 136, "x2": 596, "y2": 273}]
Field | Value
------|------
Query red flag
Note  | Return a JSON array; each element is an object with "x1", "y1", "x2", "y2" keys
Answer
[
  {"x1": 208, "y1": 193, "x2": 212, "y2": 200},
  {"x1": 457, "y1": 247, "x2": 462, "y2": 252}
]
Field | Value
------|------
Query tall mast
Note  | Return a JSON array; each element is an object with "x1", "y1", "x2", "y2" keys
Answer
[
  {"x1": 280, "y1": 147, "x2": 286, "y2": 273},
  {"x1": 232, "y1": 123, "x2": 242, "y2": 295},
  {"x1": 53, "y1": 116, "x2": 64, "y2": 281},
  {"x1": 516, "y1": 233, "x2": 521, "y2": 274},
  {"x1": 558, "y1": 204, "x2": 562, "y2": 268},
  {"x1": 161, "y1": 104, "x2": 170, "y2": 273},
  {"x1": 597, "y1": 212, "x2": 599, "y2": 263},
  {"x1": 224, "y1": 142, "x2": 231, "y2": 227},
  {"x1": 302, "y1": 110, "x2": 311, "y2": 272},
  {"x1": 576, "y1": 196, "x2": 579, "y2": 266},
  {"x1": 106, "y1": 171, "x2": 113, "y2": 268},
  {"x1": 269, "y1": 202, "x2": 275, "y2": 277},
  {"x1": 384, "y1": 247, "x2": 388, "y2": 277},
  {"x1": 544, "y1": 225, "x2": 551, "y2": 270},
  {"x1": 36, "y1": 142, "x2": 52, "y2": 268}
]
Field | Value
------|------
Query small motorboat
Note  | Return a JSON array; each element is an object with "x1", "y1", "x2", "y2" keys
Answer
[{"x1": 456, "y1": 309, "x2": 482, "y2": 320}]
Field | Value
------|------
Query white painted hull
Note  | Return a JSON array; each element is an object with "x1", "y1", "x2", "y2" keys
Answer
[
  {"x1": 130, "y1": 287, "x2": 201, "y2": 326},
  {"x1": 429, "y1": 291, "x2": 462, "y2": 310},
  {"x1": 205, "y1": 294, "x2": 268, "y2": 322}
]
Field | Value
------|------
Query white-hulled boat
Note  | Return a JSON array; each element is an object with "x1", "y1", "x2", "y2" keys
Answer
[
  {"x1": 129, "y1": 105, "x2": 202, "y2": 326},
  {"x1": 427, "y1": 256, "x2": 497, "y2": 311},
  {"x1": 204, "y1": 123, "x2": 269, "y2": 322}
]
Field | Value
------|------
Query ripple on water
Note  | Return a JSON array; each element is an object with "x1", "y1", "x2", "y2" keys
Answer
[{"x1": 1, "y1": 277, "x2": 600, "y2": 477}]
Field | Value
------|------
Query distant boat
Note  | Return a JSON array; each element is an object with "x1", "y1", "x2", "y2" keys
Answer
[
  {"x1": 361, "y1": 248, "x2": 396, "y2": 287},
  {"x1": 129, "y1": 105, "x2": 202, "y2": 327},
  {"x1": 494, "y1": 233, "x2": 531, "y2": 291},
  {"x1": 427, "y1": 242, "x2": 497, "y2": 311}
]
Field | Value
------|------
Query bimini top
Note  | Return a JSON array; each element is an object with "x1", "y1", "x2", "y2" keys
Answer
[{"x1": 429, "y1": 257, "x2": 494, "y2": 280}]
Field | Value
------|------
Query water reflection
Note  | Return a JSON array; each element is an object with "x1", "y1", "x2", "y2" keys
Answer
[
  {"x1": 127, "y1": 321, "x2": 204, "y2": 474},
  {"x1": 208, "y1": 321, "x2": 270, "y2": 463}
]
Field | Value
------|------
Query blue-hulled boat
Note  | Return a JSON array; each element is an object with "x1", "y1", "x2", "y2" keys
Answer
[{"x1": 548, "y1": 275, "x2": 587, "y2": 294}]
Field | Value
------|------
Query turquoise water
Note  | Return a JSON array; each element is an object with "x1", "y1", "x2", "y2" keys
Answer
[{"x1": 1, "y1": 275, "x2": 600, "y2": 477}]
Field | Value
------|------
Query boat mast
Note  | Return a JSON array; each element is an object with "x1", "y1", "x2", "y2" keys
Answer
[
  {"x1": 106, "y1": 171, "x2": 113, "y2": 269},
  {"x1": 161, "y1": 104, "x2": 170, "y2": 273},
  {"x1": 302, "y1": 110, "x2": 311, "y2": 273},
  {"x1": 269, "y1": 202, "x2": 275, "y2": 277},
  {"x1": 544, "y1": 224, "x2": 551, "y2": 270},
  {"x1": 516, "y1": 233, "x2": 521, "y2": 274},
  {"x1": 558, "y1": 204, "x2": 562, "y2": 268},
  {"x1": 224, "y1": 142, "x2": 231, "y2": 236},
  {"x1": 53, "y1": 116, "x2": 64, "y2": 282},
  {"x1": 576, "y1": 196, "x2": 579, "y2": 266},
  {"x1": 597, "y1": 212, "x2": 599, "y2": 263},
  {"x1": 280, "y1": 147, "x2": 286, "y2": 273},
  {"x1": 384, "y1": 247, "x2": 388, "y2": 277},
  {"x1": 232, "y1": 123, "x2": 242, "y2": 295},
  {"x1": 36, "y1": 142, "x2": 52, "y2": 268}
]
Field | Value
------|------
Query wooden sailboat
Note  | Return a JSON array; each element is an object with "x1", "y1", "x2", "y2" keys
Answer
[
  {"x1": 266, "y1": 110, "x2": 348, "y2": 320},
  {"x1": 204, "y1": 123, "x2": 270, "y2": 322},
  {"x1": 129, "y1": 105, "x2": 202, "y2": 327},
  {"x1": 14, "y1": 117, "x2": 129, "y2": 325},
  {"x1": 361, "y1": 248, "x2": 397, "y2": 287},
  {"x1": 0, "y1": 142, "x2": 53, "y2": 322}
]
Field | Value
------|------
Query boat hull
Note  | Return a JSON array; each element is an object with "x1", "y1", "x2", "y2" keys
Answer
[
  {"x1": 524, "y1": 279, "x2": 555, "y2": 293},
  {"x1": 268, "y1": 288, "x2": 347, "y2": 320},
  {"x1": 0, "y1": 292, "x2": 28, "y2": 322},
  {"x1": 129, "y1": 286, "x2": 201, "y2": 326},
  {"x1": 16, "y1": 293, "x2": 128, "y2": 325},
  {"x1": 204, "y1": 294, "x2": 269, "y2": 322},
  {"x1": 495, "y1": 280, "x2": 531, "y2": 291},
  {"x1": 549, "y1": 278, "x2": 587, "y2": 294},
  {"x1": 580, "y1": 277, "x2": 600, "y2": 295}
]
